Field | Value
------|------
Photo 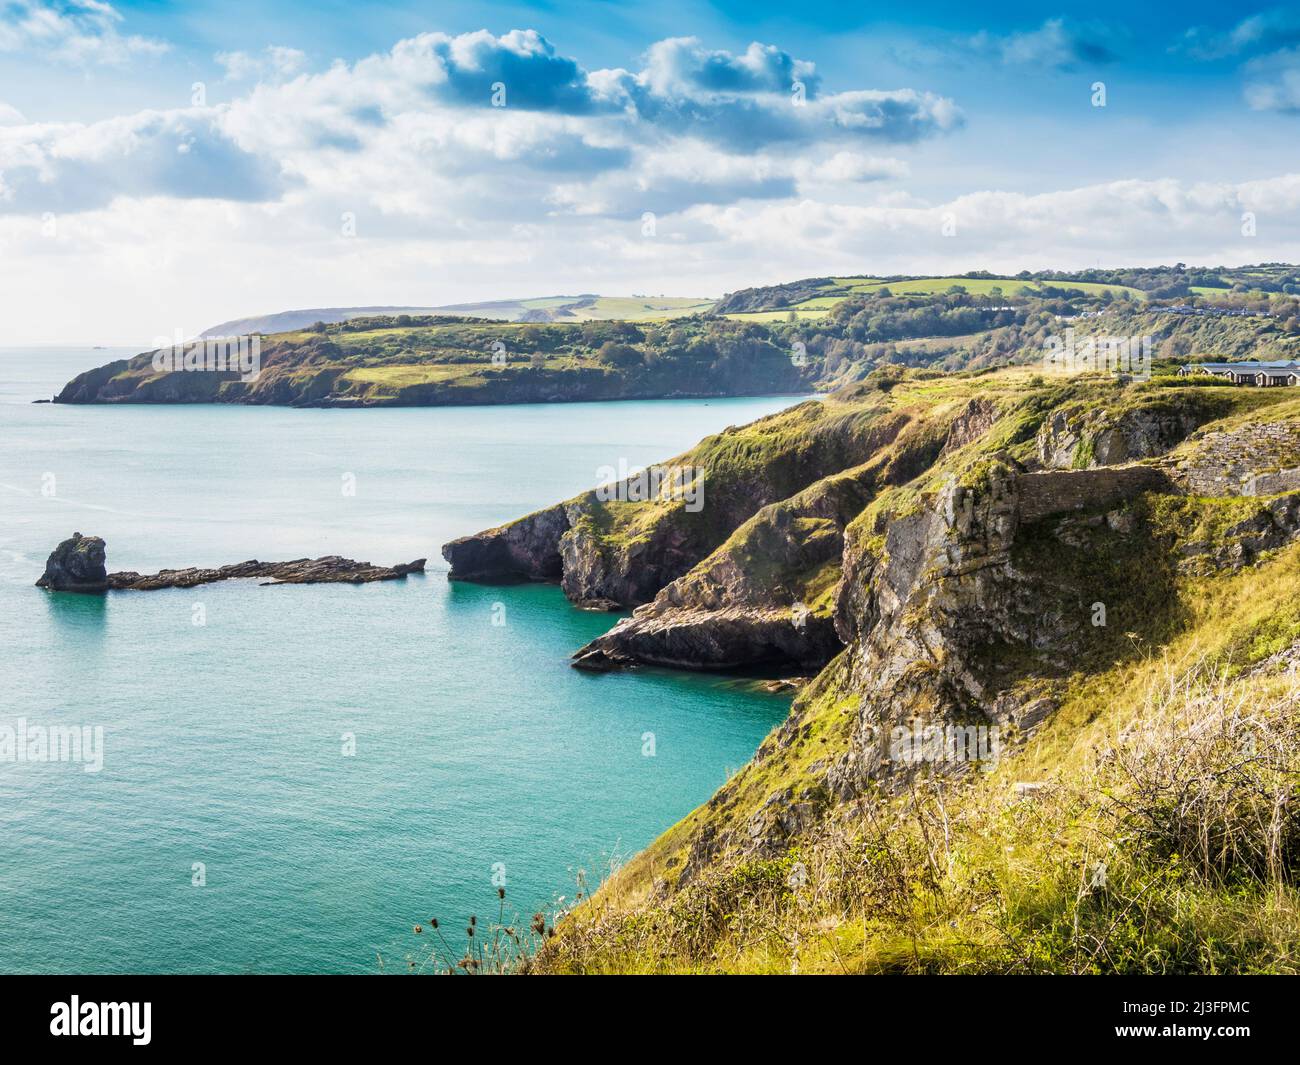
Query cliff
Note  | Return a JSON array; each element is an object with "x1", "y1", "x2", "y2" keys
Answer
[{"x1": 440, "y1": 367, "x2": 1300, "y2": 973}]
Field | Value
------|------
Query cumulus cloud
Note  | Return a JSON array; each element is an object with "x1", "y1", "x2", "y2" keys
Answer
[
  {"x1": 0, "y1": 28, "x2": 959, "y2": 219},
  {"x1": 596, "y1": 36, "x2": 960, "y2": 149},
  {"x1": 0, "y1": 0, "x2": 167, "y2": 65},
  {"x1": 0, "y1": 110, "x2": 290, "y2": 212},
  {"x1": 636, "y1": 37, "x2": 820, "y2": 97}
]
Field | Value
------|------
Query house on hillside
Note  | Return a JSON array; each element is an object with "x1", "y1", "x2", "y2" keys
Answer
[{"x1": 1178, "y1": 360, "x2": 1300, "y2": 386}]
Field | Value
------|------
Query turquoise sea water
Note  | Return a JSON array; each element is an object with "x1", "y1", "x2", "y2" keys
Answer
[{"x1": 0, "y1": 348, "x2": 801, "y2": 974}]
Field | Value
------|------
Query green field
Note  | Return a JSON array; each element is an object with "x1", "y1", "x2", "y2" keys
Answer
[
  {"x1": 722, "y1": 273, "x2": 1149, "y2": 318},
  {"x1": 828, "y1": 276, "x2": 1144, "y2": 299},
  {"x1": 722, "y1": 308, "x2": 835, "y2": 322},
  {"x1": 561, "y1": 296, "x2": 715, "y2": 321},
  {"x1": 724, "y1": 276, "x2": 1146, "y2": 322}
]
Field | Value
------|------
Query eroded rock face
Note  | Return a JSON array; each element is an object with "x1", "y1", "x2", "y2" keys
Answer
[
  {"x1": 567, "y1": 408, "x2": 961, "y2": 669},
  {"x1": 441, "y1": 504, "x2": 569, "y2": 583},
  {"x1": 1036, "y1": 401, "x2": 1218, "y2": 470},
  {"x1": 574, "y1": 606, "x2": 842, "y2": 672},
  {"x1": 1174, "y1": 492, "x2": 1300, "y2": 573},
  {"x1": 694, "y1": 458, "x2": 1190, "y2": 864},
  {"x1": 35, "y1": 533, "x2": 108, "y2": 593},
  {"x1": 558, "y1": 497, "x2": 707, "y2": 609},
  {"x1": 1168, "y1": 416, "x2": 1300, "y2": 497}
]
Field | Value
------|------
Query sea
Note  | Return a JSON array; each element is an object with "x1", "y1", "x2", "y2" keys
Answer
[{"x1": 0, "y1": 347, "x2": 802, "y2": 973}]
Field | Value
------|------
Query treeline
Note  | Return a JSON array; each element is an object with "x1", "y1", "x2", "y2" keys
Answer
[
  {"x1": 1026, "y1": 263, "x2": 1300, "y2": 297},
  {"x1": 293, "y1": 281, "x2": 1300, "y2": 391}
]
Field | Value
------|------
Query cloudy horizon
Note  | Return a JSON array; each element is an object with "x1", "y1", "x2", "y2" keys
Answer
[{"x1": 3, "y1": 1, "x2": 1300, "y2": 344}]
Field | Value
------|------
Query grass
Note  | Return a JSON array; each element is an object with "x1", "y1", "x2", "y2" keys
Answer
[
  {"x1": 538, "y1": 544, "x2": 1300, "y2": 972},
  {"x1": 569, "y1": 296, "x2": 715, "y2": 320},
  {"x1": 513, "y1": 369, "x2": 1300, "y2": 974},
  {"x1": 722, "y1": 277, "x2": 1145, "y2": 321},
  {"x1": 722, "y1": 309, "x2": 831, "y2": 322},
  {"x1": 828, "y1": 276, "x2": 1145, "y2": 299}
]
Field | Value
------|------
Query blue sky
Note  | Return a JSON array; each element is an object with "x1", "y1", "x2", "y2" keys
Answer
[{"x1": 3, "y1": 1, "x2": 1300, "y2": 342}]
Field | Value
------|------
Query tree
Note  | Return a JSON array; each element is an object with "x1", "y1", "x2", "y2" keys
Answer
[{"x1": 597, "y1": 341, "x2": 643, "y2": 368}]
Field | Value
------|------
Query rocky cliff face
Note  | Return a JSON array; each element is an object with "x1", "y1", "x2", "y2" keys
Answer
[
  {"x1": 444, "y1": 379, "x2": 1284, "y2": 682},
  {"x1": 440, "y1": 375, "x2": 1300, "y2": 921},
  {"x1": 1034, "y1": 389, "x2": 1230, "y2": 469},
  {"x1": 444, "y1": 395, "x2": 915, "y2": 611},
  {"x1": 676, "y1": 387, "x2": 1300, "y2": 893},
  {"x1": 441, "y1": 504, "x2": 569, "y2": 584},
  {"x1": 35, "y1": 533, "x2": 109, "y2": 592},
  {"x1": 570, "y1": 403, "x2": 962, "y2": 670}
]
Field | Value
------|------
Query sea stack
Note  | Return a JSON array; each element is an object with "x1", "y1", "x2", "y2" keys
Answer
[{"x1": 35, "y1": 532, "x2": 109, "y2": 593}]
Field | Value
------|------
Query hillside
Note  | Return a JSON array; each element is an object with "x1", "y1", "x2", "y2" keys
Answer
[
  {"x1": 53, "y1": 263, "x2": 1300, "y2": 407},
  {"x1": 201, "y1": 295, "x2": 716, "y2": 336},
  {"x1": 716, "y1": 262, "x2": 1300, "y2": 320},
  {"x1": 442, "y1": 368, "x2": 1300, "y2": 973}
]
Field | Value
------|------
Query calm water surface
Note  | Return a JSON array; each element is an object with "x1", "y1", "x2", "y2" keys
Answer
[{"x1": 0, "y1": 347, "x2": 801, "y2": 973}]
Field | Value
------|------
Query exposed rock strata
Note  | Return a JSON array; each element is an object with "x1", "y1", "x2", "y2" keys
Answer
[
  {"x1": 1035, "y1": 396, "x2": 1222, "y2": 469},
  {"x1": 444, "y1": 398, "x2": 918, "y2": 611}
]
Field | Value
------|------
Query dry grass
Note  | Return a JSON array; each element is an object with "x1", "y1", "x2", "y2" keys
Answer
[{"x1": 536, "y1": 652, "x2": 1300, "y2": 974}]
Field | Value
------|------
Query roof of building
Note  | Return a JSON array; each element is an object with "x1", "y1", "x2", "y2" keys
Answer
[{"x1": 1182, "y1": 361, "x2": 1300, "y2": 373}]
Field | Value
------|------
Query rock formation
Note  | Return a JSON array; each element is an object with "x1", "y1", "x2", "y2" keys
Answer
[
  {"x1": 441, "y1": 373, "x2": 1300, "y2": 708},
  {"x1": 35, "y1": 533, "x2": 109, "y2": 593},
  {"x1": 36, "y1": 534, "x2": 425, "y2": 592}
]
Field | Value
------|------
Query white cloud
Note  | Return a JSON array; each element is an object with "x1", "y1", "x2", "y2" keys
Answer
[
  {"x1": 1177, "y1": 9, "x2": 1300, "y2": 61},
  {"x1": 7, "y1": 171, "x2": 1299, "y2": 345},
  {"x1": 0, "y1": 28, "x2": 959, "y2": 221},
  {"x1": 0, "y1": 109, "x2": 289, "y2": 212},
  {"x1": 217, "y1": 45, "x2": 308, "y2": 82},
  {"x1": 898, "y1": 18, "x2": 1118, "y2": 72},
  {"x1": 0, "y1": 0, "x2": 167, "y2": 65},
  {"x1": 690, "y1": 174, "x2": 1300, "y2": 273},
  {"x1": 1245, "y1": 45, "x2": 1300, "y2": 111}
]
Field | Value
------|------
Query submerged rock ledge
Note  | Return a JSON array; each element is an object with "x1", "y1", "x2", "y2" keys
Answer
[{"x1": 35, "y1": 533, "x2": 425, "y2": 592}]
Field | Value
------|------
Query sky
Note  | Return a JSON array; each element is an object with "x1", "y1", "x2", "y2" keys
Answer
[{"x1": 2, "y1": 1, "x2": 1300, "y2": 343}]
